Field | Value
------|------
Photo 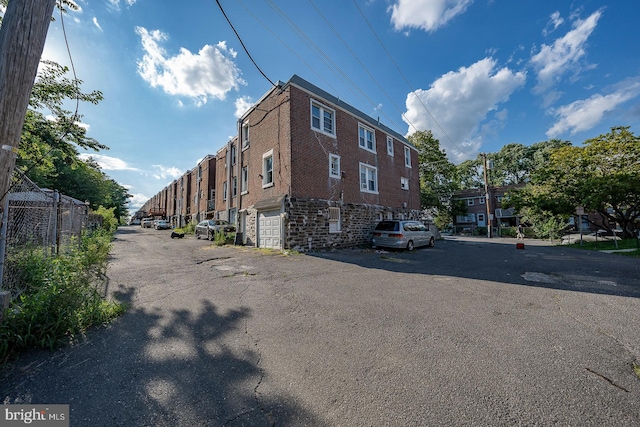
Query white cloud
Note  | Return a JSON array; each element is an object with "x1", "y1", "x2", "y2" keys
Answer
[
  {"x1": 79, "y1": 154, "x2": 140, "y2": 171},
  {"x1": 542, "y1": 11, "x2": 564, "y2": 37},
  {"x1": 546, "y1": 79, "x2": 640, "y2": 137},
  {"x1": 235, "y1": 96, "x2": 253, "y2": 118},
  {"x1": 107, "y1": 0, "x2": 137, "y2": 11},
  {"x1": 531, "y1": 10, "x2": 602, "y2": 104},
  {"x1": 135, "y1": 27, "x2": 244, "y2": 106},
  {"x1": 151, "y1": 165, "x2": 183, "y2": 180},
  {"x1": 403, "y1": 57, "x2": 526, "y2": 162},
  {"x1": 390, "y1": 0, "x2": 473, "y2": 33},
  {"x1": 127, "y1": 193, "x2": 148, "y2": 211},
  {"x1": 92, "y1": 17, "x2": 103, "y2": 31}
]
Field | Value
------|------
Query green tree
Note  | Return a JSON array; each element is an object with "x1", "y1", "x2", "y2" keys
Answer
[
  {"x1": 14, "y1": 60, "x2": 131, "y2": 222},
  {"x1": 408, "y1": 130, "x2": 462, "y2": 227},
  {"x1": 512, "y1": 126, "x2": 640, "y2": 238}
]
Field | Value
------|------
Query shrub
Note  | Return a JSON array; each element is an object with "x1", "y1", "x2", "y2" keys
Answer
[
  {"x1": 212, "y1": 230, "x2": 235, "y2": 246},
  {"x1": 0, "y1": 229, "x2": 124, "y2": 365}
]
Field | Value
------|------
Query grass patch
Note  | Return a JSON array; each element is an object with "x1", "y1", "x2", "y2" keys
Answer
[
  {"x1": 565, "y1": 238, "x2": 640, "y2": 257},
  {"x1": 0, "y1": 228, "x2": 125, "y2": 366},
  {"x1": 634, "y1": 361, "x2": 640, "y2": 381}
]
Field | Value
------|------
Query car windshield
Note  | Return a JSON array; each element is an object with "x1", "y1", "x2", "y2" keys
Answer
[{"x1": 375, "y1": 221, "x2": 399, "y2": 232}]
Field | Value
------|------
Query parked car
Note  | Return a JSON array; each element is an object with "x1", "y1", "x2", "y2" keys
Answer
[
  {"x1": 372, "y1": 220, "x2": 435, "y2": 251},
  {"x1": 195, "y1": 219, "x2": 235, "y2": 240},
  {"x1": 129, "y1": 218, "x2": 141, "y2": 226},
  {"x1": 154, "y1": 220, "x2": 171, "y2": 230},
  {"x1": 141, "y1": 218, "x2": 154, "y2": 228}
]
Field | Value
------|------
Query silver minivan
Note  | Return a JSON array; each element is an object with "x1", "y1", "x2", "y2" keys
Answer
[{"x1": 371, "y1": 220, "x2": 435, "y2": 251}]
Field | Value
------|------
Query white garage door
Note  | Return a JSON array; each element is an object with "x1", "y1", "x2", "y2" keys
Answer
[{"x1": 258, "y1": 210, "x2": 281, "y2": 249}]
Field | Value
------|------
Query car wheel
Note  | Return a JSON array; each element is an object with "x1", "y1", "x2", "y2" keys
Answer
[
  {"x1": 428, "y1": 237, "x2": 435, "y2": 247},
  {"x1": 196, "y1": 232, "x2": 200, "y2": 239},
  {"x1": 406, "y1": 240, "x2": 414, "y2": 251},
  {"x1": 208, "y1": 231, "x2": 214, "y2": 241}
]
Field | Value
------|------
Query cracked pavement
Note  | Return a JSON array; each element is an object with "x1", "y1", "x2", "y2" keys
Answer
[{"x1": 2, "y1": 228, "x2": 639, "y2": 425}]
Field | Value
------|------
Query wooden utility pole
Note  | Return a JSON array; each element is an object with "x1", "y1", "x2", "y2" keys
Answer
[
  {"x1": 482, "y1": 153, "x2": 492, "y2": 238},
  {"x1": 0, "y1": 0, "x2": 57, "y2": 203}
]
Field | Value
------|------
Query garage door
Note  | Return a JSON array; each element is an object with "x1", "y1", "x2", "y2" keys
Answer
[{"x1": 258, "y1": 210, "x2": 281, "y2": 249}]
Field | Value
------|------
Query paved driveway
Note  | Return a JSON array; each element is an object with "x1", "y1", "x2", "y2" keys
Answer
[{"x1": 2, "y1": 228, "x2": 639, "y2": 426}]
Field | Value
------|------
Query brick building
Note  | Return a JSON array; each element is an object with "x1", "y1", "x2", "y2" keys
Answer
[
  {"x1": 214, "y1": 75, "x2": 420, "y2": 250},
  {"x1": 139, "y1": 75, "x2": 421, "y2": 250}
]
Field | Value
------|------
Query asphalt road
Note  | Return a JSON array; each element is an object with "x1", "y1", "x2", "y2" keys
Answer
[{"x1": 2, "y1": 227, "x2": 639, "y2": 426}]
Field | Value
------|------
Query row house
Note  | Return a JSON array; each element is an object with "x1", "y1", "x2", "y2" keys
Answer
[
  {"x1": 139, "y1": 75, "x2": 421, "y2": 250},
  {"x1": 212, "y1": 75, "x2": 420, "y2": 251},
  {"x1": 453, "y1": 185, "x2": 521, "y2": 235}
]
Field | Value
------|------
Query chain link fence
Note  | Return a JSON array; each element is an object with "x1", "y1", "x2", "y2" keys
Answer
[{"x1": 0, "y1": 169, "x2": 90, "y2": 301}]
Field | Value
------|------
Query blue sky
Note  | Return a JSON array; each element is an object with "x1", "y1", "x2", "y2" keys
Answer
[{"x1": 32, "y1": 0, "x2": 640, "y2": 211}]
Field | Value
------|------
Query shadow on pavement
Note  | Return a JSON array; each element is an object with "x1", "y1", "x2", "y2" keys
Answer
[
  {"x1": 308, "y1": 239, "x2": 640, "y2": 299},
  {"x1": 1, "y1": 285, "x2": 318, "y2": 426}
]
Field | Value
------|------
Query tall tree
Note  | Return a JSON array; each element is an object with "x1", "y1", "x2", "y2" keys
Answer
[
  {"x1": 408, "y1": 130, "x2": 461, "y2": 228},
  {"x1": 514, "y1": 126, "x2": 640, "y2": 237}
]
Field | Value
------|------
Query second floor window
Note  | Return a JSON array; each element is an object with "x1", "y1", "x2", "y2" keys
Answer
[
  {"x1": 329, "y1": 154, "x2": 341, "y2": 178},
  {"x1": 359, "y1": 124, "x2": 375, "y2": 153},
  {"x1": 311, "y1": 101, "x2": 335, "y2": 136},
  {"x1": 222, "y1": 181, "x2": 227, "y2": 201},
  {"x1": 359, "y1": 163, "x2": 378, "y2": 194},
  {"x1": 241, "y1": 166, "x2": 248, "y2": 194},
  {"x1": 387, "y1": 136, "x2": 394, "y2": 156},
  {"x1": 232, "y1": 176, "x2": 237, "y2": 197},
  {"x1": 242, "y1": 122, "x2": 250, "y2": 148},
  {"x1": 404, "y1": 146, "x2": 411, "y2": 167},
  {"x1": 263, "y1": 150, "x2": 274, "y2": 188}
]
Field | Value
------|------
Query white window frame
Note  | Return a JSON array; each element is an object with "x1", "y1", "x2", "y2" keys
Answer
[
  {"x1": 400, "y1": 177, "x2": 409, "y2": 190},
  {"x1": 241, "y1": 122, "x2": 250, "y2": 149},
  {"x1": 328, "y1": 207, "x2": 341, "y2": 233},
  {"x1": 358, "y1": 123, "x2": 376, "y2": 153},
  {"x1": 359, "y1": 162, "x2": 378, "y2": 194},
  {"x1": 262, "y1": 150, "x2": 274, "y2": 188},
  {"x1": 241, "y1": 166, "x2": 248, "y2": 194},
  {"x1": 467, "y1": 198, "x2": 474, "y2": 206},
  {"x1": 329, "y1": 153, "x2": 341, "y2": 178},
  {"x1": 232, "y1": 176, "x2": 238, "y2": 197},
  {"x1": 231, "y1": 144, "x2": 237, "y2": 165},
  {"x1": 404, "y1": 146, "x2": 411, "y2": 167},
  {"x1": 480, "y1": 197, "x2": 485, "y2": 204},
  {"x1": 387, "y1": 135, "x2": 394, "y2": 156},
  {"x1": 222, "y1": 181, "x2": 227, "y2": 201},
  {"x1": 310, "y1": 100, "x2": 336, "y2": 137}
]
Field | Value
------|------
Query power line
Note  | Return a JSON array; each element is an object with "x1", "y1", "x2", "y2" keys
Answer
[{"x1": 214, "y1": 0, "x2": 276, "y2": 88}]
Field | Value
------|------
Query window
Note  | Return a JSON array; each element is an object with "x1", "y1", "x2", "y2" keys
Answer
[
  {"x1": 241, "y1": 166, "x2": 248, "y2": 194},
  {"x1": 387, "y1": 136, "x2": 394, "y2": 156},
  {"x1": 401, "y1": 177, "x2": 409, "y2": 190},
  {"x1": 359, "y1": 163, "x2": 378, "y2": 193},
  {"x1": 467, "y1": 198, "x2": 474, "y2": 206},
  {"x1": 231, "y1": 144, "x2": 237, "y2": 165},
  {"x1": 242, "y1": 122, "x2": 250, "y2": 148},
  {"x1": 311, "y1": 101, "x2": 335, "y2": 136},
  {"x1": 329, "y1": 154, "x2": 341, "y2": 178},
  {"x1": 479, "y1": 197, "x2": 485, "y2": 204},
  {"x1": 359, "y1": 124, "x2": 376, "y2": 152},
  {"x1": 222, "y1": 181, "x2": 227, "y2": 201},
  {"x1": 329, "y1": 207, "x2": 341, "y2": 233},
  {"x1": 404, "y1": 146, "x2": 411, "y2": 167},
  {"x1": 262, "y1": 150, "x2": 273, "y2": 188},
  {"x1": 232, "y1": 176, "x2": 237, "y2": 197}
]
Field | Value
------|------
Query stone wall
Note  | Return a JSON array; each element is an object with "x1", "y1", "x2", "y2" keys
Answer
[{"x1": 284, "y1": 197, "x2": 421, "y2": 251}]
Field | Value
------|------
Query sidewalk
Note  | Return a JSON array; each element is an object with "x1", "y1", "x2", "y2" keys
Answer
[{"x1": 443, "y1": 234, "x2": 557, "y2": 246}]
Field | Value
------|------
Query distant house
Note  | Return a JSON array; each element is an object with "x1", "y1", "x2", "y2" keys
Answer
[
  {"x1": 452, "y1": 185, "x2": 521, "y2": 235},
  {"x1": 212, "y1": 75, "x2": 421, "y2": 251}
]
